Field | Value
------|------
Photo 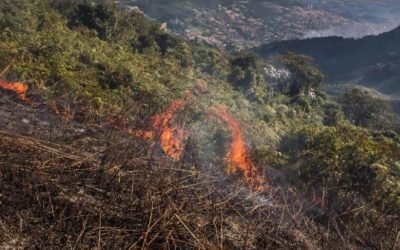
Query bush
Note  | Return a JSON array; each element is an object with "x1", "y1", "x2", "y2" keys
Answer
[
  {"x1": 280, "y1": 52, "x2": 324, "y2": 97},
  {"x1": 69, "y1": 1, "x2": 117, "y2": 40},
  {"x1": 338, "y1": 88, "x2": 396, "y2": 130},
  {"x1": 292, "y1": 125, "x2": 400, "y2": 213}
]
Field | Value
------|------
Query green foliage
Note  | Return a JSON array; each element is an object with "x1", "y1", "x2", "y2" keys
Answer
[
  {"x1": 69, "y1": 1, "x2": 117, "y2": 40},
  {"x1": 67, "y1": 1, "x2": 154, "y2": 43},
  {"x1": 339, "y1": 88, "x2": 396, "y2": 130},
  {"x1": 192, "y1": 45, "x2": 229, "y2": 76},
  {"x1": 228, "y1": 53, "x2": 261, "y2": 90},
  {"x1": 252, "y1": 145, "x2": 287, "y2": 169},
  {"x1": 0, "y1": 0, "x2": 194, "y2": 120},
  {"x1": 1, "y1": 0, "x2": 400, "y2": 233},
  {"x1": 280, "y1": 52, "x2": 324, "y2": 97},
  {"x1": 322, "y1": 102, "x2": 345, "y2": 126},
  {"x1": 290, "y1": 125, "x2": 400, "y2": 213}
]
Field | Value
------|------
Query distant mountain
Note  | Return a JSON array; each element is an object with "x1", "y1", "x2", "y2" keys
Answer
[
  {"x1": 119, "y1": 0, "x2": 400, "y2": 50},
  {"x1": 256, "y1": 26, "x2": 400, "y2": 95}
]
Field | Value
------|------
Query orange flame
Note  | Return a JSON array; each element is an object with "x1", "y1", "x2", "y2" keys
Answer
[
  {"x1": 0, "y1": 80, "x2": 28, "y2": 101},
  {"x1": 120, "y1": 80, "x2": 208, "y2": 159},
  {"x1": 152, "y1": 96, "x2": 190, "y2": 160},
  {"x1": 106, "y1": 94, "x2": 190, "y2": 160},
  {"x1": 124, "y1": 80, "x2": 211, "y2": 159},
  {"x1": 210, "y1": 105, "x2": 266, "y2": 190}
]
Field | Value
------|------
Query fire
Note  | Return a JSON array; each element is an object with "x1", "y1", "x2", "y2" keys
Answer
[
  {"x1": 124, "y1": 80, "x2": 212, "y2": 159},
  {"x1": 104, "y1": 92, "x2": 191, "y2": 160},
  {"x1": 210, "y1": 105, "x2": 266, "y2": 190},
  {"x1": 152, "y1": 97, "x2": 190, "y2": 160},
  {"x1": 126, "y1": 129, "x2": 155, "y2": 140},
  {"x1": 0, "y1": 80, "x2": 28, "y2": 101},
  {"x1": 0, "y1": 76, "x2": 266, "y2": 189}
]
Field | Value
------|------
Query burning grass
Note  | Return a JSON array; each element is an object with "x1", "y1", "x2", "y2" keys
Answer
[
  {"x1": 0, "y1": 94, "x2": 333, "y2": 249},
  {"x1": 152, "y1": 95, "x2": 190, "y2": 160},
  {"x1": 0, "y1": 128, "x2": 329, "y2": 249},
  {"x1": 0, "y1": 1, "x2": 399, "y2": 247},
  {"x1": 210, "y1": 105, "x2": 267, "y2": 191},
  {"x1": 0, "y1": 80, "x2": 28, "y2": 101},
  {"x1": 1, "y1": 93, "x2": 399, "y2": 249}
]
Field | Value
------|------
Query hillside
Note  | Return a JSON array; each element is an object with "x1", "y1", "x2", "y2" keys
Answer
[
  {"x1": 120, "y1": 0, "x2": 400, "y2": 50},
  {"x1": 256, "y1": 26, "x2": 400, "y2": 95},
  {"x1": 1, "y1": 1, "x2": 400, "y2": 249}
]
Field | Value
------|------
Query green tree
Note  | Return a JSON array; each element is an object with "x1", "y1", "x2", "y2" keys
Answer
[
  {"x1": 280, "y1": 52, "x2": 324, "y2": 97},
  {"x1": 228, "y1": 53, "x2": 260, "y2": 90},
  {"x1": 339, "y1": 88, "x2": 396, "y2": 129},
  {"x1": 291, "y1": 125, "x2": 400, "y2": 212},
  {"x1": 322, "y1": 102, "x2": 345, "y2": 126},
  {"x1": 68, "y1": 1, "x2": 117, "y2": 40}
]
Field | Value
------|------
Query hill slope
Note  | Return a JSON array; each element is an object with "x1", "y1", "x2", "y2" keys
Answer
[
  {"x1": 256, "y1": 26, "x2": 400, "y2": 95},
  {"x1": 1, "y1": 1, "x2": 400, "y2": 248}
]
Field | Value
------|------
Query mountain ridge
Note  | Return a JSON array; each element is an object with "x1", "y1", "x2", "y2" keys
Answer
[
  {"x1": 120, "y1": 0, "x2": 400, "y2": 50},
  {"x1": 256, "y1": 25, "x2": 400, "y2": 95}
]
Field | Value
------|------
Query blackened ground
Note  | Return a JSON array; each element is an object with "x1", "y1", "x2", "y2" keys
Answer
[{"x1": 1, "y1": 90, "x2": 392, "y2": 249}]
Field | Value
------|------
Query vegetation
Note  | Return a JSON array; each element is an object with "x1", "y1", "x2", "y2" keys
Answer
[
  {"x1": 256, "y1": 26, "x2": 400, "y2": 95},
  {"x1": 280, "y1": 52, "x2": 324, "y2": 97},
  {"x1": 0, "y1": 0, "x2": 399, "y2": 249},
  {"x1": 339, "y1": 88, "x2": 397, "y2": 130}
]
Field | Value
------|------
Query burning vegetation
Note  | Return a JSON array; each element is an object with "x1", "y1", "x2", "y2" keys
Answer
[
  {"x1": 1, "y1": 1, "x2": 400, "y2": 248},
  {"x1": 210, "y1": 105, "x2": 267, "y2": 191},
  {"x1": 0, "y1": 80, "x2": 28, "y2": 101},
  {"x1": 127, "y1": 87, "x2": 267, "y2": 190},
  {"x1": 151, "y1": 95, "x2": 191, "y2": 160}
]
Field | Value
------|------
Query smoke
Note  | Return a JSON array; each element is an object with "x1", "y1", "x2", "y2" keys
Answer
[{"x1": 301, "y1": 0, "x2": 400, "y2": 38}]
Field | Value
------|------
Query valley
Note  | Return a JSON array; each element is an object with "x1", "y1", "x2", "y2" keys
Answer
[{"x1": 121, "y1": 0, "x2": 400, "y2": 50}]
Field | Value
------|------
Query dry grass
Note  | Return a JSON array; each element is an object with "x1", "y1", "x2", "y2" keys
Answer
[
  {"x1": 0, "y1": 124, "x2": 335, "y2": 249},
  {"x1": 1, "y1": 93, "x2": 398, "y2": 249}
]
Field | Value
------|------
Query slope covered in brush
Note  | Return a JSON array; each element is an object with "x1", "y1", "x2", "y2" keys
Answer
[{"x1": 1, "y1": 1, "x2": 400, "y2": 249}]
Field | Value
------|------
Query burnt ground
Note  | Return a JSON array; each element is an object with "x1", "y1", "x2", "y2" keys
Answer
[{"x1": 0, "y1": 90, "x2": 363, "y2": 249}]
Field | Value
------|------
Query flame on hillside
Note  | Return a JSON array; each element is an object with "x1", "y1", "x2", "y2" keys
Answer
[
  {"x1": 0, "y1": 80, "x2": 28, "y2": 101},
  {"x1": 152, "y1": 95, "x2": 190, "y2": 160},
  {"x1": 210, "y1": 105, "x2": 266, "y2": 191}
]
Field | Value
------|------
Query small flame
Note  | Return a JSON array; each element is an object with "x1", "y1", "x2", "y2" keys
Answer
[
  {"x1": 152, "y1": 97, "x2": 190, "y2": 160},
  {"x1": 210, "y1": 105, "x2": 266, "y2": 190},
  {"x1": 125, "y1": 81, "x2": 211, "y2": 159},
  {"x1": 109, "y1": 93, "x2": 190, "y2": 160},
  {"x1": 126, "y1": 129, "x2": 155, "y2": 140},
  {"x1": 0, "y1": 80, "x2": 28, "y2": 101}
]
